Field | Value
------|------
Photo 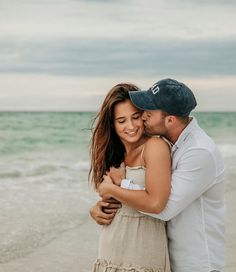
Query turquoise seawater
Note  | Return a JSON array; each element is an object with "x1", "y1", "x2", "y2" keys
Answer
[
  {"x1": 192, "y1": 112, "x2": 236, "y2": 144},
  {"x1": 0, "y1": 112, "x2": 96, "y2": 156},
  {"x1": 0, "y1": 111, "x2": 235, "y2": 265},
  {"x1": 0, "y1": 111, "x2": 235, "y2": 156}
]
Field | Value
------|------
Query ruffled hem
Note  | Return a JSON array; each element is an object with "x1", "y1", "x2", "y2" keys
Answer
[{"x1": 93, "y1": 259, "x2": 165, "y2": 272}]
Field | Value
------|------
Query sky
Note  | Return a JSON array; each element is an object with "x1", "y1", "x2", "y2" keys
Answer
[{"x1": 0, "y1": 0, "x2": 236, "y2": 111}]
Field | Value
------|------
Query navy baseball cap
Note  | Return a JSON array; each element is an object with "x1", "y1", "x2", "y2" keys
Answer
[{"x1": 129, "y1": 78, "x2": 197, "y2": 116}]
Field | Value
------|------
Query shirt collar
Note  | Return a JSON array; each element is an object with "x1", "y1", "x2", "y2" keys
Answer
[{"x1": 171, "y1": 117, "x2": 198, "y2": 153}]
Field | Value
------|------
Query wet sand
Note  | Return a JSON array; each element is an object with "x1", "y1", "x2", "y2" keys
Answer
[{"x1": 0, "y1": 211, "x2": 99, "y2": 272}]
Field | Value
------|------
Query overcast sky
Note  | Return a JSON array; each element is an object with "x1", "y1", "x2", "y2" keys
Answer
[{"x1": 0, "y1": 0, "x2": 235, "y2": 111}]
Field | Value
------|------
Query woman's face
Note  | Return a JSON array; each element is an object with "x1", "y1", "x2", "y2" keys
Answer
[{"x1": 113, "y1": 100, "x2": 144, "y2": 145}]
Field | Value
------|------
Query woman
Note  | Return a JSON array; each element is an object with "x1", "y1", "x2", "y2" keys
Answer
[{"x1": 90, "y1": 83, "x2": 171, "y2": 272}]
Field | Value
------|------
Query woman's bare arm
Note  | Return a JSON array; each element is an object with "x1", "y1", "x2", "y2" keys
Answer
[{"x1": 98, "y1": 137, "x2": 171, "y2": 213}]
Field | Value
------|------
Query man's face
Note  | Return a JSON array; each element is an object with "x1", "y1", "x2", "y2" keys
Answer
[{"x1": 142, "y1": 110, "x2": 168, "y2": 136}]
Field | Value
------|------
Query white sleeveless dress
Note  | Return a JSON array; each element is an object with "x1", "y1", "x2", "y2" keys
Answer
[{"x1": 93, "y1": 166, "x2": 171, "y2": 272}]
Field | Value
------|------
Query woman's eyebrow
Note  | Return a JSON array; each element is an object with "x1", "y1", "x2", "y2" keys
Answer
[
  {"x1": 115, "y1": 111, "x2": 141, "y2": 120},
  {"x1": 115, "y1": 116, "x2": 125, "y2": 120}
]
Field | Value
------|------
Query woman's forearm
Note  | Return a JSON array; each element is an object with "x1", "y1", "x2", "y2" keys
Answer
[{"x1": 109, "y1": 184, "x2": 167, "y2": 213}]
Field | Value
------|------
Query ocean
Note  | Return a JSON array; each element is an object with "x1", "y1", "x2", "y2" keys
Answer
[{"x1": 0, "y1": 111, "x2": 236, "y2": 269}]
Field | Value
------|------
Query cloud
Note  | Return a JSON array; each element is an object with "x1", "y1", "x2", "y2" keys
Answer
[
  {"x1": 0, "y1": 37, "x2": 235, "y2": 77},
  {"x1": 0, "y1": 0, "x2": 236, "y2": 40},
  {"x1": 0, "y1": 73, "x2": 235, "y2": 111},
  {"x1": 181, "y1": 0, "x2": 236, "y2": 5},
  {"x1": 0, "y1": 0, "x2": 235, "y2": 111}
]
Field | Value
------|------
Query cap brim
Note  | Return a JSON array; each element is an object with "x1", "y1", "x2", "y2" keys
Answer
[{"x1": 129, "y1": 90, "x2": 160, "y2": 110}]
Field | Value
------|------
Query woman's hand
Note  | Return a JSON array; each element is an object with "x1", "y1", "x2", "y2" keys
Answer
[
  {"x1": 107, "y1": 162, "x2": 126, "y2": 186},
  {"x1": 98, "y1": 175, "x2": 114, "y2": 199}
]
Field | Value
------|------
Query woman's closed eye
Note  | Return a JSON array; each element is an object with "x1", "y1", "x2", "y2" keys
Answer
[
  {"x1": 132, "y1": 113, "x2": 142, "y2": 119},
  {"x1": 117, "y1": 119, "x2": 125, "y2": 124},
  {"x1": 115, "y1": 112, "x2": 142, "y2": 124}
]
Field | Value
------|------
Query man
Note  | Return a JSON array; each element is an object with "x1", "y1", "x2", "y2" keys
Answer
[{"x1": 90, "y1": 78, "x2": 226, "y2": 272}]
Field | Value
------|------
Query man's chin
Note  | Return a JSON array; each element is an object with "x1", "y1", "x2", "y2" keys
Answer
[
  {"x1": 144, "y1": 128, "x2": 164, "y2": 137},
  {"x1": 144, "y1": 128, "x2": 155, "y2": 136}
]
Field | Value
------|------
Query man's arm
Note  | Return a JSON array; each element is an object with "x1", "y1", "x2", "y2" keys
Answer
[
  {"x1": 90, "y1": 199, "x2": 121, "y2": 225},
  {"x1": 121, "y1": 148, "x2": 217, "y2": 221}
]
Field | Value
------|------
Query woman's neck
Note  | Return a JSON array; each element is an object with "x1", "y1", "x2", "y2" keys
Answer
[{"x1": 123, "y1": 135, "x2": 147, "y2": 155}]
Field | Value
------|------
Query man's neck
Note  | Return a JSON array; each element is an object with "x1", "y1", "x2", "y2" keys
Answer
[{"x1": 167, "y1": 117, "x2": 192, "y2": 144}]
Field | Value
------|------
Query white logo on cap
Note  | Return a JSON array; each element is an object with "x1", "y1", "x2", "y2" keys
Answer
[{"x1": 151, "y1": 83, "x2": 160, "y2": 95}]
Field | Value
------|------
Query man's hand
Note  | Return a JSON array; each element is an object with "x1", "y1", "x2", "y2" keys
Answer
[
  {"x1": 107, "y1": 162, "x2": 126, "y2": 186},
  {"x1": 90, "y1": 199, "x2": 121, "y2": 225}
]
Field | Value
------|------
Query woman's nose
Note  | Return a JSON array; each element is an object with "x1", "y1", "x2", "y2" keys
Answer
[
  {"x1": 127, "y1": 119, "x2": 134, "y2": 129},
  {"x1": 142, "y1": 112, "x2": 147, "y2": 121}
]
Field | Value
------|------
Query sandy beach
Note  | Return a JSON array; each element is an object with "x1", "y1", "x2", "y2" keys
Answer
[
  {"x1": 0, "y1": 211, "x2": 99, "y2": 272},
  {"x1": 1, "y1": 163, "x2": 235, "y2": 272}
]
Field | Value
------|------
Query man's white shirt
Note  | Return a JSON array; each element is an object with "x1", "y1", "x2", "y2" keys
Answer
[{"x1": 121, "y1": 117, "x2": 226, "y2": 272}]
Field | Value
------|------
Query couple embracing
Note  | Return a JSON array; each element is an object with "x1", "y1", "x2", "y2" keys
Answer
[{"x1": 89, "y1": 79, "x2": 226, "y2": 272}]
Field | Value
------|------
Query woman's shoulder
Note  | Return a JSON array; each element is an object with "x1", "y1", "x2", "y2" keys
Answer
[
  {"x1": 141, "y1": 136, "x2": 171, "y2": 165},
  {"x1": 144, "y1": 135, "x2": 169, "y2": 146},
  {"x1": 143, "y1": 135, "x2": 172, "y2": 155}
]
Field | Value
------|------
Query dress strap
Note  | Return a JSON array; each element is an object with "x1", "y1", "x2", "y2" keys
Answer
[
  {"x1": 140, "y1": 136, "x2": 172, "y2": 167},
  {"x1": 160, "y1": 136, "x2": 173, "y2": 150},
  {"x1": 151, "y1": 135, "x2": 173, "y2": 150}
]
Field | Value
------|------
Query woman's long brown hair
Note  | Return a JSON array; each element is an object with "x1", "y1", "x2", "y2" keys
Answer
[{"x1": 89, "y1": 83, "x2": 140, "y2": 189}]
